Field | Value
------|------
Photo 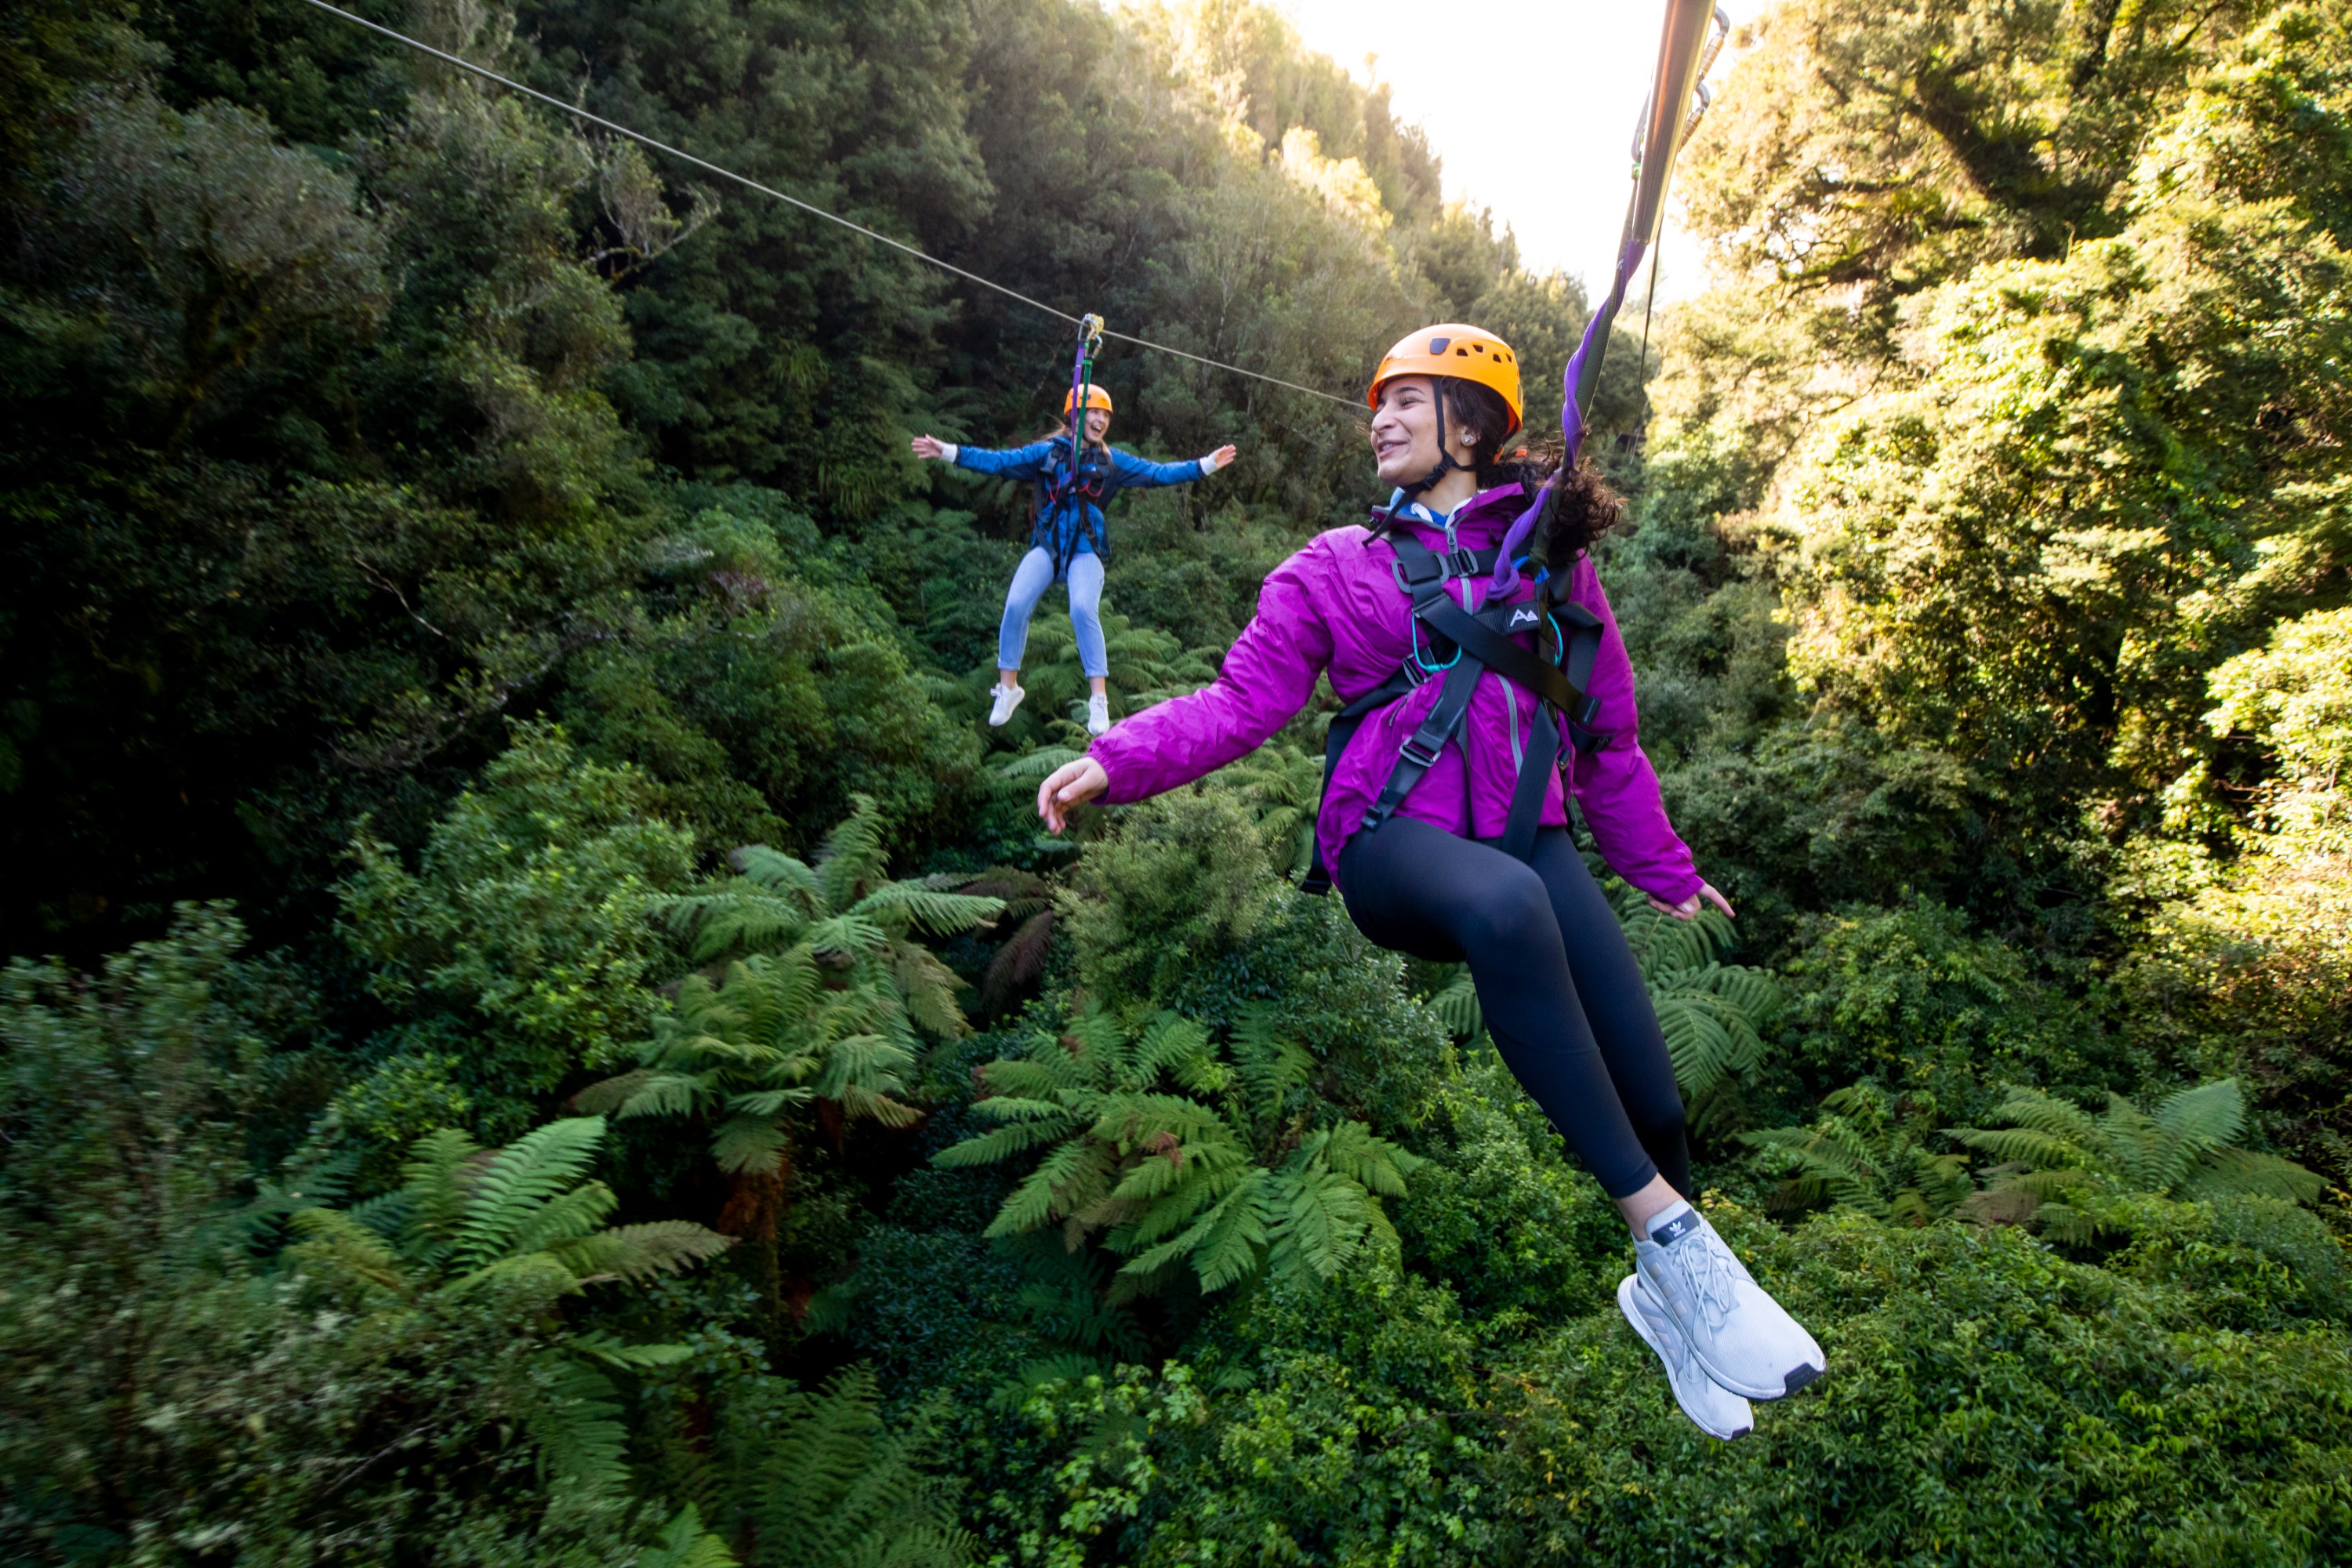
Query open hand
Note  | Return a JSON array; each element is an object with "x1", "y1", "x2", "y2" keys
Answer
[
  {"x1": 910, "y1": 434, "x2": 949, "y2": 460},
  {"x1": 1649, "y1": 880, "x2": 1735, "y2": 922},
  {"x1": 1204, "y1": 444, "x2": 1239, "y2": 472},
  {"x1": 1036, "y1": 757, "x2": 1109, "y2": 833}
]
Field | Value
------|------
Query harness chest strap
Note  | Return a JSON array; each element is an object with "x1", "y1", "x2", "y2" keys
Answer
[
  {"x1": 1301, "y1": 532, "x2": 1610, "y2": 895},
  {"x1": 1035, "y1": 438, "x2": 1112, "y2": 566}
]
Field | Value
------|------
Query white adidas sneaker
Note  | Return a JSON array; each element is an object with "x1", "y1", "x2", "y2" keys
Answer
[
  {"x1": 1085, "y1": 693, "x2": 1111, "y2": 735},
  {"x1": 1634, "y1": 1206, "x2": 1826, "y2": 1402},
  {"x1": 988, "y1": 684, "x2": 1025, "y2": 726},
  {"x1": 1618, "y1": 1274, "x2": 1752, "y2": 1440}
]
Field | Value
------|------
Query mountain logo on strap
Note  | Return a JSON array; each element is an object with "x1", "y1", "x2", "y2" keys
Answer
[{"x1": 1508, "y1": 608, "x2": 1541, "y2": 628}]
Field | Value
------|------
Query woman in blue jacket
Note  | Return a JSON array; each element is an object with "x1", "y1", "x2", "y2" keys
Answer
[{"x1": 913, "y1": 387, "x2": 1236, "y2": 735}]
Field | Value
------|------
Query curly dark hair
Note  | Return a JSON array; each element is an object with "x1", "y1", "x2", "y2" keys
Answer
[{"x1": 1399, "y1": 377, "x2": 1623, "y2": 565}]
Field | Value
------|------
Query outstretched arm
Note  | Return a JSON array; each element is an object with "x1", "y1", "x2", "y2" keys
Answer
[
  {"x1": 909, "y1": 436, "x2": 1057, "y2": 482},
  {"x1": 1109, "y1": 445, "x2": 1240, "y2": 489},
  {"x1": 1039, "y1": 538, "x2": 1328, "y2": 831}
]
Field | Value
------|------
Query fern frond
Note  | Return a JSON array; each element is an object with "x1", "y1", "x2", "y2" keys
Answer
[
  {"x1": 933, "y1": 1112, "x2": 1081, "y2": 1167},
  {"x1": 557, "y1": 1221, "x2": 735, "y2": 1284},
  {"x1": 286, "y1": 1208, "x2": 407, "y2": 1294},
  {"x1": 730, "y1": 844, "x2": 821, "y2": 903},
  {"x1": 814, "y1": 796, "x2": 888, "y2": 913},
  {"x1": 996, "y1": 746, "x2": 1086, "y2": 779},
  {"x1": 637, "y1": 1504, "x2": 739, "y2": 1568},
  {"x1": 505, "y1": 1179, "x2": 620, "y2": 1259},
  {"x1": 574, "y1": 1070, "x2": 652, "y2": 1116},
  {"x1": 1126, "y1": 1012, "x2": 1214, "y2": 1092},
  {"x1": 452, "y1": 1117, "x2": 609, "y2": 1271},
  {"x1": 1319, "y1": 1121, "x2": 1422, "y2": 1197},
  {"x1": 395, "y1": 1126, "x2": 482, "y2": 1268},
  {"x1": 569, "y1": 1331, "x2": 698, "y2": 1372},
  {"x1": 710, "y1": 1117, "x2": 791, "y2": 1176},
  {"x1": 988, "y1": 1138, "x2": 1117, "y2": 1236},
  {"x1": 1428, "y1": 966, "x2": 1483, "y2": 1040},
  {"x1": 989, "y1": 1354, "x2": 1109, "y2": 1413},
  {"x1": 2155, "y1": 1078, "x2": 2248, "y2": 1152},
  {"x1": 855, "y1": 882, "x2": 1005, "y2": 936},
  {"x1": 619, "y1": 1071, "x2": 720, "y2": 1120},
  {"x1": 1269, "y1": 1165, "x2": 1379, "y2": 1283},
  {"x1": 1954, "y1": 1127, "x2": 2096, "y2": 1171},
  {"x1": 2184, "y1": 1148, "x2": 2328, "y2": 1205},
  {"x1": 529, "y1": 1355, "x2": 630, "y2": 1505},
  {"x1": 1983, "y1": 1086, "x2": 2100, "y2": 1145}
]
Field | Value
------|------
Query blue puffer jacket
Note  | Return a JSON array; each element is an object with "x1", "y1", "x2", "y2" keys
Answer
[{"x1": 953, "y1": 437, "x2": 1208, "y2": 567}]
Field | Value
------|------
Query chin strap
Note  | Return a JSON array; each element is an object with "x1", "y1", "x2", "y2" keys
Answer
[{"x1": 1377, "y1": 384, "x2": 1473, "y2": 532}]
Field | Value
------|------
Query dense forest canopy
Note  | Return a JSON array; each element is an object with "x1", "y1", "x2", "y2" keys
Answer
[{"x1": 2, "y1": 0, "x2": 2347, "y2": 1563}]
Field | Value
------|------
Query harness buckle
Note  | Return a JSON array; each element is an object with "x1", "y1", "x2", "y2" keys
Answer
[
  {"x1": 1391, "y1": 556, "x2": 1443, "y2": 593},
  {"x1": 1443, "y1": 546, "x2": 1480, "y2": 579},
  {"x1": 1398, "y1": 735, "x2": 1444, "y2": 771}
]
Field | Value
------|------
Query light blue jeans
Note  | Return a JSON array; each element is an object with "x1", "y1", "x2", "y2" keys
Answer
[{"x1": 997, "y1": 546, "x2": 1106, "y2": 679}]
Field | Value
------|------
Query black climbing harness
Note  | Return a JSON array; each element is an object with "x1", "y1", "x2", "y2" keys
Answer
[
  {"x1": 1031, "y1": 437, "x2": 1114, "y2": 570},
  {"x1": 1301, "y1": 503, "x2": 1611, "y2": 896}
]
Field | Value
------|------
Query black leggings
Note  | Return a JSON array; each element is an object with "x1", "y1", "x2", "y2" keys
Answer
[{"x1": 1338, "y1": 818, "x2": 1690, "y2": 1201}]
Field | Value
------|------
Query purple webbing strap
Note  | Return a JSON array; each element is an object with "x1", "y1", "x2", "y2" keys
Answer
[{"x1": 1489, "y1": 231, "x2": 1649, "y2": 594}]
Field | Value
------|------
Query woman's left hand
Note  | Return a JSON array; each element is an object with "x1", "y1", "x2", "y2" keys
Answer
[
  {"x1": 1203, "y1": 445, "x2": 1239, "y2": 472},
  {"x1": 1650, "y1": 880, "x2": 1735, "y2": 922}
]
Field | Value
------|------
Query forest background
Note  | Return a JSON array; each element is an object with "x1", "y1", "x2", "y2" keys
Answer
[{"x1": 3, "y1": 0, "x2": 2350, "y2": 1562}]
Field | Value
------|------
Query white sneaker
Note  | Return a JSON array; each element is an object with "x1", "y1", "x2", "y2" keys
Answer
[
  {"x1": 989, "y1": 684, "x2": 1025, "y2": 726},
  {"x1": 1618, "y1": 1275, "x2": 1752, "y2": 1440},
  {"x1": 1085, "y1": 694, "x2": 1111, "y2": 735},
  {"x1": 1633, "y1": 1206, "x2": 1825, "y2": 1402}
]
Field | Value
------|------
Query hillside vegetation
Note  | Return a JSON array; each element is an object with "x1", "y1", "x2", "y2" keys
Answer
[{"x1": 2, "y1": 0, "x2": 2347, "y2": 1563}]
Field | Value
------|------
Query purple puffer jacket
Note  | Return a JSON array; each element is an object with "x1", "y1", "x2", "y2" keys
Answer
[{"x1": 1088, "y1": 483, "x2": 1702, "y2": 901}]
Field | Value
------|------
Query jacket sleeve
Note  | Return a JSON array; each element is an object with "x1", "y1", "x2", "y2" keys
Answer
[
  {"x1": 1107, "y1": 448, "x2": 1207, "y2": 490},
  {"x1": 952, "y1": 439, "x2": 1057, "y2": 483},
  {"x1": 1087, "y1": 542, "x2": 1334, "y2": 801},
  {"x1": 1564, "y1": 560, "x2": 1704, "y2": 904}
]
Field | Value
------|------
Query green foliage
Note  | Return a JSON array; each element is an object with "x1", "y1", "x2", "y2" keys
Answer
[
  {"x1": 1606, "y1": 877, "x2": 1782, "y2": 1112},
  {"x1": 1057, "y1": 786, "x2": 1285, "y2": 1004},
  {"x1": 1743, "y1": 1084, "x2": 1975, "y2": 1225},
  {"x1": 335, "y1": 724, "x2": 697, "y2": 1142},
  {"x1": 938, "y1": 1006, "x2": 1421, "y2": 1297},
  {"x1": 702, "y1": 1366, "x2": 975, "y2": 1568},
  {"x1": 1778, "y1": 895, "x2": 2105, "y2": 1113},
  {"x1": 0, "y1": 909, "x2": 725, "y2": 1563},
  {"x1": 1955, "y1": 1078, "x2": 2326, "y2": 1243},
  {"x1": 589, "y1": 797, "x2": 1000, "y2": 1181},
  {"x1": 9, "y1": 0, "x2": 2352, "y2": 1559}
]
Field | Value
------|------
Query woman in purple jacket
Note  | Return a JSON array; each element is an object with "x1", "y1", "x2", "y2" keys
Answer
[{"x1": 1031, "y1": 324, "x2": 1824, "y2": 1439}]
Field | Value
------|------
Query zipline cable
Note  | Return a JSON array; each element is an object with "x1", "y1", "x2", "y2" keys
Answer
[{"x1": 296, "y1": 0, "x2": 1364, "y2": 412}]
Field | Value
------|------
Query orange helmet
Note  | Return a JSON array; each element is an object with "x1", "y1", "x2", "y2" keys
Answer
[
  {"x1": 1064, "y1": 384, "x2": 1114, "y2": 416},
  {"x1": 1369, "y1": 323, "x2": 1523, "y2": 437}
]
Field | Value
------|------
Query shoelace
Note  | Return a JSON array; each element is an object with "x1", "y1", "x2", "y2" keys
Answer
[{"x1": 1661, "y1": 1227, "x2": 1743, "y2": 1334}]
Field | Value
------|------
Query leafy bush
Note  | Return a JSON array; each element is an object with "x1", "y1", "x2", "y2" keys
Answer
[
  {"x1": 336, "y1": 725, "x2": 697, "y2": 1143},
  {"x1": 0, "y1": 908, "x2": 729, "y2": 1565}
]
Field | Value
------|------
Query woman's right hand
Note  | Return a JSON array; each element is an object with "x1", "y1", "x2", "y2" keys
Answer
[
  {"x1": 1037, "y1": 757, "x2": 1109, "y2": 833},
  {"x1": 910, "y1": 434, "x2": 949, "y2": 460}
]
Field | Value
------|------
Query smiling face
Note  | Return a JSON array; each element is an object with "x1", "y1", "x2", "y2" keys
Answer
[
  {"x1": 1083, "y1": 407, "x2": 1111, "y2": 443},
  {"x1": 1370, "y1": 376, "x2": 1479, "y2": 488}
]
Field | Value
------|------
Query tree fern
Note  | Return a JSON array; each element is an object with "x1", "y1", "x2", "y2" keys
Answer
[
  {"x1": 589, "y1": 801, "x2": 1003, "y2": 1200},
  {"x1": 1743, "y1": 1086, "x2": 1973, "y2": 1226},
  {"x1": 938, "y1": 1004, "x2": 1421, "y2": 1297},
  {"x1": 1953, "y1": 1078, "x2": 2325, "y2": 1240},
  {"x1": 713, "y1": 1365, "x2": 976, "y2": 1568},
  {"x1": 637, "y1": 1506, "x2": 739, "y2": 1568}
]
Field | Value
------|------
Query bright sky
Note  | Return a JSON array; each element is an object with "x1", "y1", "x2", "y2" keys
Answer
[{"x1": 1273, "y1": 0, "x2": 1765, "y2": 303}]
